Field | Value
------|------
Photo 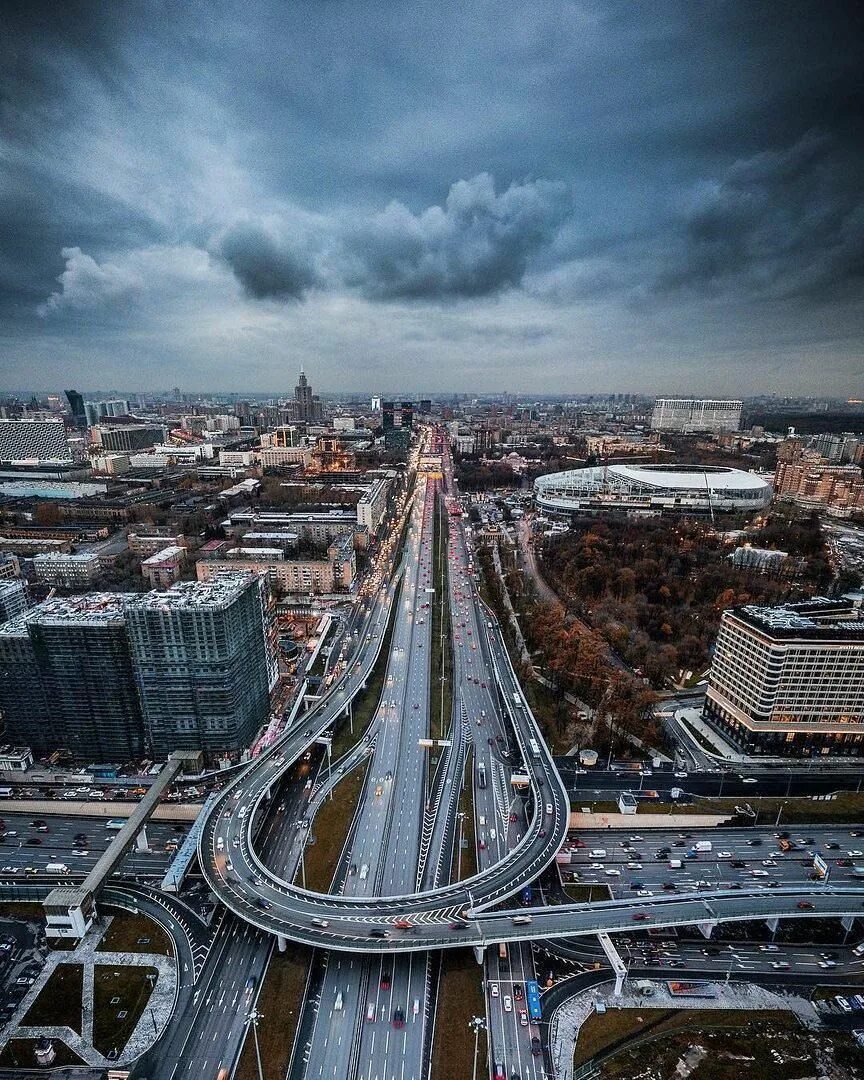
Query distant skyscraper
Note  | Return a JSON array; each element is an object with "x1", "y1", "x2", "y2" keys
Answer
[
  {"x1": 0, "y1": 418, "x2": 72, "y2": 462},
  {"x1": 65, "y1": 390, "x2": 86, "y2": 428},
  {"x1": 382, "y1": 401, "x2": 395, "y2": 430},
  {"x1": 294, "y1": 369, "x2": 322, "y2": 423},
  {"x1": 126, "y1": 574, "x2": 278, "y2": 758}
]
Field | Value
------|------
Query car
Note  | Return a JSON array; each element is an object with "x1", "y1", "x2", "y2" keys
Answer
[
  {"x1": 381, "y1": 972, "x2": 391, "y2": 990},
  {"x1": 489, "y1": 982, "x2": 499, "y2": 997},
  {"x1": 771, "y1": 961, "x2": 790, "y2": 970},
  {"x1": 741, "y1": 777, "x2": 757, "y2": 784},
  {"x1": 72, "y1": 849, "x2": 88, "y2": 856},
  {"x1": 519, "y1": 1008, "x2": 528, "y2": 1027},
  {"x1": 849, "y1": 850, "x2": 864, "y2": 857},
  {"x1": 513, "y1": 983, "x2": 523, "y2": 1000},
  {"x1": 746, "y1": 838, "x2": 763, "y2": 846},
  {"x1": 717, "y1": 851, "x2": 733, "y2": 859},
  {"x1": 366, "y1": 1002, "x2": 376, "y2": 1022},
  {"x1": 392, "y1": 1007, "x2": 405, "y2": 1028},
  {"x1": 348, "y1": 863, "x2": 357, "y2": 875},
  {"x1": 825, "y1": 842, "x2": 840, "y2": 850},
  {"x1": 25, "y1": 838, "x2": 41, "y2": 846},
  {"x1": 503, "y1": 995, "x2": 512, "y2": 1012},
  {"x1": 819, "y1": 960, "x2": 838, "y2": 969},
  {"x1": 797, "y1": 900, "x2": 814, "y2": 910},
  {"x1": 637, "y1": 889, "x2": 653, "y2": 897},
  {"x1": 627, "y1": 862, "x2": 643, "y2": 869},
  {"x1": 673, "y1": 771, "x2": 688, "y2": 779},
  {"x1": 751, "y1": 869, "x2": 769, "y2": 877},
  {"x1": 255, "y1": 898, "x2": 270, "y2": 910},
  {"x1": 731, "y1": 860, "x2": 746, "y2": 868},
  {"x1": 632, "y1": 913, "x2": 650, "y2": 921},
  {"x1": 531, "y1": 1036, "x2": 542, "y2": 1056},
  {"x1": 370, "y1": 929, "x2": 390, "y2": 939},
  {"x1": 605, "y1": 869, "x2": 621, "y2": 877},
  {"x1": 375, "y1": 786, "x2": 383, "y2": 797}
]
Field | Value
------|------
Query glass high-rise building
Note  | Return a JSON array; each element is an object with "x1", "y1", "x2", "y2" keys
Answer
[{"x1": 127, "y1": 573, "x2": 278, "y2": 758}]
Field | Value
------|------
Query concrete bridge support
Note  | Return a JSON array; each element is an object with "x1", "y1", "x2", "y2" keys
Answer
[
  {"x1": 765, "y1": 917, "x2": 779, "y2": 936},
  {"x1": 278, "y1": 935, "x2": 288, "y2": 953},
  {"x1": 473, "y1": 945, "x2": 485, "y2": 965},
  {"x1": 696, "y1": 921, "x2": 716, "y2": 939},
  {"x1": 135, "y1": 827, "x2": 149, "y2": 852}
]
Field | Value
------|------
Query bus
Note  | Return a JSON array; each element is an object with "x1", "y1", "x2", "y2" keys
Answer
[
  {"x1": 529, "y1": 739, "x2": 541, "y2": 757},
  {"x1": 498, "y1": 942, "x2": 508, "y2": 966},
  {"x1": 526, "y1": 979, "x2": 542, "y2": 1022}
]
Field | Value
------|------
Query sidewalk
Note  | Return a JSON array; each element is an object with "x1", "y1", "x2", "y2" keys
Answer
[{"x1": 549, "y1": 977, "x2": 818, "y2": 1080}]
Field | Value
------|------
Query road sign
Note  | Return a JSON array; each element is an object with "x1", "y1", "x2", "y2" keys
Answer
[{"x1": 813, "y1": 853, "x2": 829, "y2": 880}]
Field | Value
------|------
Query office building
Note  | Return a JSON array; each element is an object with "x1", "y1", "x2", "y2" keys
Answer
[
  {"x1": 0, "y1": 580, "x2": 28, "y2": 624},
  {"x1": 0, "y1": 595, "x2": 146, "y2": 761},
  {"x1": 0, "y1": 418, "x2": 72, "y2": 462},
  {"x1": 65, "y1": 390, "x2": 86, "y2": 428},
  {"x1": 650, "y1": 398, "x2": 742, "y2": 434},
  {"x1": 93, "y1": 425, "x2": 167, "y2": 453},
  {"x1": 259, "y1": 445, "x2": 313, "y2": 469},
  {"x1": 126, "y1": 574, "x2": 278, "y2": 757},
  {"x1": 84, "y1": 399, "x2": 130, "y2": 425},
  {"x1": 705, "y1": 599, "x2": 864, "y2": 756}
]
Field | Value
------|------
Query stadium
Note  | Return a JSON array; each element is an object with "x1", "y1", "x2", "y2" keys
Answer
[{"x1": 533, "y1": 464, "x2": 772, "y2": 518}]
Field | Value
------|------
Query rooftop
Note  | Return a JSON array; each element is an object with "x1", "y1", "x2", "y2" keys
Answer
[
  {"x1": 732, "y1": 598, "x2": 864, "y2": 641},
  {"x1": 131, "y1": 573, "x2": 258, "y2": 610}
]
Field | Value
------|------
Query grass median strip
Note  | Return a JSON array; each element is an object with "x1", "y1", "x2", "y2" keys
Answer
[
  {"x1": 235, "y1": 946, "x2": 310, "y2": 1080},
  {"x1": 297, "y1": 761, "x2": 369, "y2": 893},
  {"x1": 430, "y1": 949, "x2": 488, "y2": 1080}
]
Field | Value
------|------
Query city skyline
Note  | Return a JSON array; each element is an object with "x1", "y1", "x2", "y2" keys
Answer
[{"x1": 2, "y1": 1, "x2": 863, "y2": 395}]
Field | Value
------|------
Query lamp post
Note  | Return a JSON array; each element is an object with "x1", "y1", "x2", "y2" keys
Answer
[
  {"x1": 245, "y1": 1008, "x2": 265, "y2": 1080},
  {"x1": 469, "y1": 1015, "x2": 486, "y2": 1080}
]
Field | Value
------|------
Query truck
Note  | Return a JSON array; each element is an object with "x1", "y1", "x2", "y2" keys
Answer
[
  {"x1": 668, "y1": 858, "x2": 682, "y2": 869},
  {"x1": 694, "y1": 840, "x2": 712, "y2": 852},
  {"x1": 46, "y1": 863, "x2": 69, "y2": 874}
]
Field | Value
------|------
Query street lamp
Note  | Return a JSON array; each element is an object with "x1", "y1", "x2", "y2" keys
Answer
[
  {"x1": 469, "y1": 1015, "x2": 486, "y2": 1080},
  {"x1": 245, "y1": 1007, "x2": 265, "y2": 1080}
]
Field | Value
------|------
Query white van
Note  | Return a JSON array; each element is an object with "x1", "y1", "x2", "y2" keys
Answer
[
  {"x1": 334, "y1": 992, "x2": 344, "y2": 1011},
  {"x1": 479, "y1": 815, "x2": 486, "y2": 827},
  {"x1": 46, "y1": 863, "x2": 69, "y2": 874},
  {"x1": 359, "y1": 864, "x2": 369, "y2": 881}
]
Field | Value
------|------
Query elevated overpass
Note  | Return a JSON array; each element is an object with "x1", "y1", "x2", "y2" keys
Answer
[{"x1": 43, "y1": 750, "x2": 201, "y2": 938}]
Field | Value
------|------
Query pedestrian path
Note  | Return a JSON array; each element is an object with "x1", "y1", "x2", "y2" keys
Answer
[{"x1": 0, "y1": 913, "x2": 177, "y2": 1067}]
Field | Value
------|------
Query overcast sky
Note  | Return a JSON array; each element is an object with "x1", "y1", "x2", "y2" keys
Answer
[{"x1": 2, "y1": 0, "x2": 862, "y2": 395}]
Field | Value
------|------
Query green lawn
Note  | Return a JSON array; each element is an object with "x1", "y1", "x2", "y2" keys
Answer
[
  {"x1": 430, "y1": 952, "x2": 487, "y2": 1080},
  {"x1": 98, "y1": 909, "x2": 173, "y2": 957},
  {"x1": 297, "y1": 762, "x2": 368, "y2": 893},
  {"x1": 23, "y1": 963, "x2": 83, "y2": 1033},
  {"x1": 92, "y1": 964, "x2": 159, "y2": 1057}
]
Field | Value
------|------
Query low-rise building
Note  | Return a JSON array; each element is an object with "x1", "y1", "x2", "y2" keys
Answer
[
  {"x1": 33, "y1": 552, "x2": 102, "y2": 588},
  {"x1": 127, "y1": 530, "x2": 187, "y2": 557},
  {"x1": 141, "y1": 545, "x2": 187, "y2": 588},
  {"x1": 259, "y1": 445, "x2": 313, "y2": 468},
  {"x1": 196, "y1": 532, "x2": 355, "y2": 595}
]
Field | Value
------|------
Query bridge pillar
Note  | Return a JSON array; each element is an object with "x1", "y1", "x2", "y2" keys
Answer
[
  {"x1": 842, "y1": 916, "x2": 856, "y2": 933},
  {"x1": 696, "y1": 921, "x2": 716, "y2": 940},
  {"x1": 135, "y1": 827, "x2": 148, "y2": 852},
  {"x1": 473, "y1": 945, "x2": 485, "y2": 965},
  {"x1": 765, "y1": 917, "x2": 779, "y2": 935},
  {"x1": 264, "y1": 784, "x2": 272, "y2": 802},
  {"x1": 277, "y1": 934, "x2": 288, "y2": 953}
]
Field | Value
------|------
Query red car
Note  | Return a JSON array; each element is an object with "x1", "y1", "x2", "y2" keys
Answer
[
  {"x1": 381, "y1": 972, "x2": 391, "y2": 990},
  {"x1": 797, "y1": 900, "x2": 814, "y2": 910},
  {"x1": 632, "y1": 913, "x2": 651, "y2": 921}
]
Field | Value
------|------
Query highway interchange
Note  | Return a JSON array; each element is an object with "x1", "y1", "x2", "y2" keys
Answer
[{"x1": 3, "y1": 426, "x2": 864, "y2": 1080}]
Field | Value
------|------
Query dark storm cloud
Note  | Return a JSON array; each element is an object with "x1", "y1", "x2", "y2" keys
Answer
[
  {"x1": 1, "y1": 0, "x2": 863, "y2": 392},
  {"x1": 662, "y1": 131, "x2": 864, "y2": 302},
  {"x1": 342, "y1": 174, "x2": 568, "y2": 300},
  {"x1": 216, "y1": 222, "x2": 319, "y2": 301}
]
